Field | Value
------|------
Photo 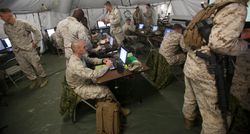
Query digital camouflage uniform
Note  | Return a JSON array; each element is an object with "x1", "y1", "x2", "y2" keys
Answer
[
  {"x1": 133, "y1": 9, "x2": 143, "y2": 25},
  {"x1": 182, "y1": 1, "x2": 248, "y2": 134},
  {"x1": 229, "y1": 48, "x2": 250, "y2": 134},
  {"x1": 143, "y1": 7, "x2": 153, "y2": 28},
  {"x1": 4, "y1": 19, "x2": 46, "y2": 80},
  {"x1": 56, "y1": 16, "x2": 92, "y2": 64},
  {"x1": 66, "y1": 54, "x2": 113, "y2": 100},
  {"x1": 159, "y1": 31, "x2": 186, "y2": 66},
  {"x1": 122, "y1": 23, "x2": 135, "y2": 35},
  {"x1": 107, "y1": 8, "x2": 124, "y2": 46}
]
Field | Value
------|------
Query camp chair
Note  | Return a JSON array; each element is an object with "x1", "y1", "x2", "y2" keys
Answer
[
  {"x1": 60, "y1": 79, "x2": 96, "y2": 123},
  {"x1": 3, "y1": 58, "x2": 25, "y2": 88}
]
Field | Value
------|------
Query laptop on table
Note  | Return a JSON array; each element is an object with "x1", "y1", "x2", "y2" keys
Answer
[{"x1": 110, "y1": 47, "x2": 128, "y2": 70}]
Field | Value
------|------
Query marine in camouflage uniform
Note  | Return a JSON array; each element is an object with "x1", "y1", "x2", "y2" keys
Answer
[
  {"x1": 122, "y1": 18, "x2": 136, "y2": 36},
  {"x1": 182, "y1": 0, "x2": 248, "y2": 134},
  {"x1": 56, "y1": 9, "x2": 92, "y2": 65},
  {"x1": 159, "y1": 24, "x2": 186, "y2": 66},
  {"x1": 66, "y1": 40, "x2": 113, "y2": 100},
  {"x1": 0, "y1": 8, "x2": 47, "y2": 89},
  {"x1": 103, "y1": 1, "x2": 124, "y2": 46},
  {"x1": 133, "y1": 6, "x2": 143, "y2": 26},
  {"x1": 143, "y1": 4, "x2": 153, "y2": 29}
]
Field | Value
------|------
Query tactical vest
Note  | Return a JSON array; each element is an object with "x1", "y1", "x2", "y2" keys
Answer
[{"x1": 183, "y1": 0, "x2": 243, "y2": 50}]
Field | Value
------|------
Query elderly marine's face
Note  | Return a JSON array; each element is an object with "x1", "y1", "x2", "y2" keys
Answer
[{"x1": 78, "y1": 42, "x2": 86, "y2": 55}]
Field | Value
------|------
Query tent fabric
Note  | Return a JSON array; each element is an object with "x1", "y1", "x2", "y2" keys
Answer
[
  {"x1": 0, "y1": 0, "x2": 203, "y2": 14},
  {"x1": 0, "y1": 0, "x2": 203, "y2": 38}
]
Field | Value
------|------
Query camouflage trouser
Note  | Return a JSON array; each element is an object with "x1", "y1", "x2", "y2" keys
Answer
[
  {"x1": 74, "y1": 85, "x2": 114, "y2": 100},
  {"x1": 14, "y1": 49, "x2": 46, "y2": 80},
  {"x1": 183, "y1": 76, "x2": 226, "y2": 134},
  {"x1": 113, "y1": 32, "x2": 124, "y2": 46},
  {"x1": 229, "y1": 95, "x2": 250, "y2": 134}
]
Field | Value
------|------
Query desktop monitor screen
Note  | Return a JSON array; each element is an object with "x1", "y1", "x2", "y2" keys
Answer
[
  {"x1": 119, "y1": 47, "x2": 127, "y2": 64},
  {"x1": 109, "y1": 36, "x2": 114, "y2": 47},
  {"x1": 97, "y1": 21, "x2": 107, "y2": 29},
  {"x1": 2, "y1": 38, "x2": 12, "y2": 48},
  {"x1": 152, "y1": 25, "x2": 158, "y2": 32},
  {"x1": 138, "y1": 23, "x2": 144, "y2": 30},
  {"x1": 46, "y1": 28, "x2": 55, "y2": 37},
  {"x1": 164, "y1": 28, "x2": 173, "y2": 35},
  {"x1": 0, "y1": 41, "x2": 5, "y2": 51}
]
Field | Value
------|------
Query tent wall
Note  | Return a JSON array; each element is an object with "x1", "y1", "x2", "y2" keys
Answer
[{"x1": 0, "y1": 0, "x2": 203, "y2": 38}]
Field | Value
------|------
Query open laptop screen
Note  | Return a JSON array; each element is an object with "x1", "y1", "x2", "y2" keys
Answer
[
  {"x1": 164, "y1": 28, "x2": 173, "y2": 35},
  {"x1": 138, "y1": 23, "x2": 144, "y2": 30},
  {"x1": 109, "y1": 36, "x2": 114, "y2": 47},
  {"x1": 119, "y1": 47, "x2": 127, "y2": 64},
  {"x1": 46, "y1": 28, "x2": 55, "y2": 37},
  {"x1": 3, "y1": 38, "x2": 12, "y2": 48},
  {"x1": 152, "y1": 25, "x2": 158, "y2": 32},
  {"x1": 97, "y1": 21, "x2": 107, "y2": 29},
  {"x1": 0, "y1": 40, "x2": 5, "y2": 51}
]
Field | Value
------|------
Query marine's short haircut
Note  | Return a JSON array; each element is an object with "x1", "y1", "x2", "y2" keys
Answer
[
  {"x1": 172, "y1": 23, "x2": 183, "y2": 30},
  {"x1": 0, "y1": 8, "x2": 12, "y2": 13},
  {"x1": 104, "y1": 1, "x2": 112, "y2": 6}
]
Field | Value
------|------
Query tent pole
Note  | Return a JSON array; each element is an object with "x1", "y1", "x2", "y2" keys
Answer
[{"x1": 86, "y1": 9, "x2": 90, "y2": 29}]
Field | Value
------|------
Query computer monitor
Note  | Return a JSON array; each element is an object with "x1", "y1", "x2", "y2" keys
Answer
[
  {"x1": 246, "y1": 1, "x2": 250, "y2": 22},
  {"x1": 164, "y1": 28, "x2": 173, "y2": 35},
  {"x1": 46, "y1": 28, "x2": 55, "y2": 37},
  {"x1": 152, "y1": 25, "x2": 158, "y2": 32},
  {"x1": 97, "y1": 21, "x2": 107, "y2": 29},
  {"x1": 208, "y1": 0, "x2": 215, "y2": 4},
  {"x1": 0, "y1": 41, "x2": 5, "y2": 51},
  {"x1": 138, "y1": 23, "x2": 144, "y2": 30},
  {"x1": 119, "y1": 47, "x2": 128, "y2": 64},
  {"x1": 109, "y1": 36, "x2": 114, "y2": 47},
  {"x1": 2, "y1": 38, "x2": 12, "y2": 48}
]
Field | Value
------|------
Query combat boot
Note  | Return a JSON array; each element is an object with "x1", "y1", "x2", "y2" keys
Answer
[
  {"x1": 39, "y1": 77, "x2": 48, "y2": 88},
  {"x1": 121, "y1": 107, "x2": 131, "y2": 116},
  {"x1": 184, "y1": 118, "x2": 195, "y2": 129},
  {"x1": 29, "y1": 79, "x2": 39, "y2": 89}
]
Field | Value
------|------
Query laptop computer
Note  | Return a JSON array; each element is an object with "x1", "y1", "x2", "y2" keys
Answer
[
  {"x1": 110, "y1": 47, "x2": 128, "y2": 70},
  {"x1": 109, "y1": 36, "x2": 114, "y2": 48},
  {"x1": 152, "y1": 25, "x2": 158, "y2": 32},
  {"x1": 1, "y1": 38, "x2": 13, "y2": 52},
  {"x1": 138, "y1": 23, "x2": 144, "y2": 30},
  {"x1": 164, "y1": 27, "x2": 173, "y2": 35},
  {"x1": 0, "y1": 40, "x2": 5, "y2": 52}
]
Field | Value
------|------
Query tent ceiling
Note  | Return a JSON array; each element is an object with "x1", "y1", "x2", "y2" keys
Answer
[{"x1": 0, "y1": 0, "x2": 174, "y2": 13}]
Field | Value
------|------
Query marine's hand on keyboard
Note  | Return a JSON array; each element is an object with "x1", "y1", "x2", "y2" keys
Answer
[
  {"x1": 104, "y1": 59, "x2": 113, "y2": 68},
  {"x1": 103, "y1": 58, "x2": 110, "y2": 63}
]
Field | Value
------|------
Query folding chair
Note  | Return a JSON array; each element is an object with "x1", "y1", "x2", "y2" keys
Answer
[
  {"x1": 60, "y1": 79, "x2": 96, "y2": 123},
  {"x1": 3, "y1": 58, "x2": 25, "y2": 88}
]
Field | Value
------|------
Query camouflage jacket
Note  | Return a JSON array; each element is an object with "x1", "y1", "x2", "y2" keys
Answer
[
  {"x1": 143, "y1": 8, "x2": 153, "y2": 27},
  {"x1": 133, "y1": 10, "x2": 143, "y2": 24},
  {"x1": 4, "y1": 19, "x2": 41, "y2": 52},
  {"x1": 107, "y1": 8, "x2": 123, "y2": 35},
  {"x1": 159, "y1": 31, "x2": 186, "y2": 65},
  {"x1": 184, "y1": 2, "x2": 248, "y2": 81},
  {"x1": 56, "y1": 17, "x2": 92, "y2": 59},
  {"x1": 122, "y1": 23, "x2": 135, "y2": 35},
  {"x1": 66, "y1": 54, "x2": 109, "y2": 89}
]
